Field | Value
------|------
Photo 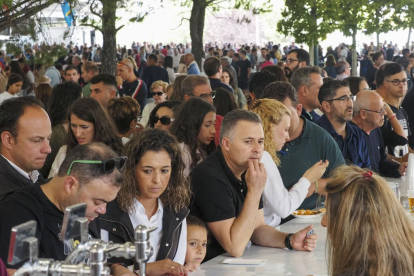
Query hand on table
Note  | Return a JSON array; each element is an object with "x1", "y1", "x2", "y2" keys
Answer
[
  {"x1": 146, "y1": 259, "x2": 188, "y2": 276},
  {"x1": 290, "y1": 225, "x2": 318, "y2": 252},
  {"x1": 184, "y1": 262, "x2": 200, "y2": 272},
  {"x1": 399, "y1": 162, "x2": 408, "y2": 176}
]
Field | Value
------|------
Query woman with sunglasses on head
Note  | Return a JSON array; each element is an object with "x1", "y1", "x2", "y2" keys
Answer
[
  {"x1": 322, "y1": 165, "x2": 414, "y2": 276},
  {"x1": 48, "y1": 98, "x2": 123, "y2": 177},
  {"x1": 170, "y1": 98, "x2": 216, "y2": 177},
  {"x1": 100, "y1": 129, "x2": 191, "y2": 276},
  {"x1": 140, "y1": 81, "x2": 169, "y2": 127},
  {"x1": 147, "y1": 100, "x2": 181, "y2": 133}
]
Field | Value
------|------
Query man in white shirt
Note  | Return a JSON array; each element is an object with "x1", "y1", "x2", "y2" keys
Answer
[{"x1": 0, "y1": 97, "x2": 52, "y2": 201}]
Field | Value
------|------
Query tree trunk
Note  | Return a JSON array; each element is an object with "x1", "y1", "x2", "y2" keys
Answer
[
  {"x1": 377, "y1": 32, "x2": 380, "y2": 50},
  {"x1": 309, "y1": 44, "x2": 314, "y2": 66},
  {"x1": 190, "y1": 0, "x2": 207, "y2": 68},
  {"x1": 351, "y1": 29, "x2": 357, "y2": 76},
  {"x1": 407, "y1": 27, "x2": 412, "y2": 49},
  {"x1": 101, "y1": 0, "x2": 118, "y2": 75}
]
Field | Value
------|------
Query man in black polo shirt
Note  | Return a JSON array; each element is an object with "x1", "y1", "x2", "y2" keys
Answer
[
  {"x1": 0, "y1": 143, "x2": 124, "y2": 270},
  {"x1": 190, "y1": 110, "x2": 318, "y2": 262},
  {"x1": 376, "y1": 62, "x2": 413, "y2": 160},
  {"x1": 0, "y1": 97, "x2": 51, "y2": 202},
  {"x1": 204, "y1": 57, "x2": 233, "y2": 94}
]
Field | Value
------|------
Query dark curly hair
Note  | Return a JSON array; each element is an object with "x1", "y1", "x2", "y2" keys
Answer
[
  {"x1": 117, "y1": 128, "x2": 191, "y2": 214},
  {"x1": 66, "y1": 98, "x2": 123, "y2": 155},
  {"x1": 170, "y1": 98, "x2": 216, "y2": 170}
]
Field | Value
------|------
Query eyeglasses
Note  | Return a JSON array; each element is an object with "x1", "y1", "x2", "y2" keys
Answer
[
  {"x1": 66, "y1": 157, "x2": 128, "y2": 175},
  {"x1": 363, "y1": 108, "x2": 386, "y2": 115},
  {"x1": 190, "y1": 91, "x2": 216, "y2": 100},
  {"x1": 385, "y1": 79, "x2": 408, "y2": 86},
  {"x1": 325, "y1": 95, "x2": 355, "y2": 104},
  {"x1": 150, "y1": 115, "x2": 174, "y2": 126},
  {"x1": 151, "y1": 92, "x2": 164, "y2": 96},
  {"x1": 285, "y1": 59, "x2": 299, "y2": 64}
]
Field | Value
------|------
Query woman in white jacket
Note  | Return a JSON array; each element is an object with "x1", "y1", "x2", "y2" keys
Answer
[{"x1": 249, "y1": 99, "x2": 328, "y2": 227}]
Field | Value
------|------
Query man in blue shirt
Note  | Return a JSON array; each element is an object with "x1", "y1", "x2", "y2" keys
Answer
[
  {"x1": 352, "y1": 90, "x2": 406, "y2": 177},
  {"x1": 184, "y1": 53, "x2": 201, "y2": 75},
  {"x1": 316, "y1": 80, "x2": 371, "y2": 168}
]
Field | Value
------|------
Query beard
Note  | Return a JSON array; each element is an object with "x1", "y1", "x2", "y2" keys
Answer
[{"x1": 285, "y1": 64, "x2": 299, "y2": 78}]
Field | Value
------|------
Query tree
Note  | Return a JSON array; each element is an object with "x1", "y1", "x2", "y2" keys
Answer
[
  {"x1": 179, "y1": 0, "x2": 272, "y2": 67},
  {"x1": 333, "y1": 0, "x2": 369, "y2": 76},
  {"x1": 277, "y1": 0, "x2": 336, "y2": 65},
  {"x1": 392, "y1": 0, "x2": 414, "y2": 49},
  {"x1": 0, "y1": 0, "x2": 60, "y2": 34},
  {"x1": 363, "y1": 0, "x2": 396, "y2": 49}
]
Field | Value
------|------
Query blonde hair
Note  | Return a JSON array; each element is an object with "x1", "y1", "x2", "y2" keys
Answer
[
  {"x1": 325, "y1": 165, "x2": 414, "y2": 276},
  {"x1": 122, "y1": 57, "x2": 137, "y2": 70},
  {"x1": 150, "y1": 80, "x2": 168, "y2": 92},
  {"x1": 248, "y1": 99, "x2": 290, "y2": 165}
]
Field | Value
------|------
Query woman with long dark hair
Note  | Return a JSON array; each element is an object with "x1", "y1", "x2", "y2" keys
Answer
[
  {"x1": 100, "y1": 129, "x2": 191, "y2": 276},
  {"x1": 220, "y1": 67, "x2": 246, "y2": 108},
  {"x1": 170, "y1": 98, "x2": 216, "y2": 176},
  {"x1": 164, "y1": 55, "x2": 175, "y2": 83},
  {"x1": 364, "y1": 51, "x2": 384, "y2": 89},
  {"x1": 48, "y1": 98, "x2": 122, "y2": 177},
  {"x1": 323, "y1": 54, "x2": 337, "y2": 79},
  {"x1": 7, "y1": 61, "x2": 28, "y2": 94},
  {"x1": 213, "y1": 87, "x2": 239, "y2": 116},
  {"x1": 39, "y1": 82, "x2": 82, "y2": 178},
  {"x1": 169, "y1": 75, "x2": 186, "y2": 101}
]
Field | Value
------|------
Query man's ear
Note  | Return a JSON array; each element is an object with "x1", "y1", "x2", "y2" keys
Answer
[
  {"x1": 299, "y1": 61, "x2": 307, "y2": 68},
  {"x1": 321, "y1": 101, "x2": 331, "y2": 113},
  {"x1": 296, "y1": 103, "x2": 303, "y2": 117},
  {"x1": 130, "y1": 119, "x2": 137, "y2": 131},
  {"x1": 63, "y1": 175, "x2": 80, "y2": 196},
  {"x1": 299, "y1": 86, "x2": 308, "y2": 97},
  {"x1": 184, "y1": 94, "x2": 191, "y2": 101},
  {"x1": 1, "y1": 131, "x2": 15, "y2": 151},
  {"x1": 221, "y1": 137, "x2": 230, "y2": 151}
]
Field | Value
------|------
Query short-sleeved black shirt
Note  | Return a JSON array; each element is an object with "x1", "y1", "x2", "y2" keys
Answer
[
  {"x1": 189, "y1": 147, "x2": 263, "y2": 262},
  {"x1": 0, "y1": 184, "x2": 100, "y2": 269}
]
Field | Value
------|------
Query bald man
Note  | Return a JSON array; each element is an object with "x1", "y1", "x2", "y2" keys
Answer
[
  {"x1": 352, "y1": 90, "x2": 407, "y2": 177},
  {"x1": 184, "y1": 54, "x2": 201, "y2": 75}
]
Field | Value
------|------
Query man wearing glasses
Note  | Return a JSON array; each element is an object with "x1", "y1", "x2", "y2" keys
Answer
[
  {"x1": 285, "y1": 49, "x2": 310, "y2": 80},
  {"x1": 352, "y1": 90, "x2": 407, "y2": 177},
  {"x1": 316, "y1": 80, "x2": 371, "y2": 168},
  {"x1": 0, "y1": 143, "x2": 125, "y2": 269},
  {"x1": 376, "y1": 62, "x2": 413, "y2": 161}
]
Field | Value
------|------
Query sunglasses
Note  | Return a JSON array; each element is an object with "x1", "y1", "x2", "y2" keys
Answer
[
  {"x1": 151, "y1": 92, "x2": 164, "y2": 96},
  {"x1": 150, "y1": 115, "x2": 174, "y2": 126},
  {"x1": 66, "y1": 156, "x2": 128, "y2": 175},
  {"x1": 118, "y1": 61, "x2": 131, "y2": 68}
]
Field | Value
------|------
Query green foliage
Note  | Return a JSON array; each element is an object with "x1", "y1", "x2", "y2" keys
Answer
[
  {"x1": 5, "y1": 42, "x2": 67, "y2": 67},
  {"x1": 277, "y1": 0, "x2": 335, "y2": 46},
  {"x1": 363, "y1": 0, "x2": 396, "y2": 36}
]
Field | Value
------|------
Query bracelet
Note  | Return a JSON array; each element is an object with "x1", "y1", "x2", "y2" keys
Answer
[
  {"x1": 314, "y1": 180, "x2": 319, "y2": 194},
  {"x1": 117, "y1": 85, "x2": 123, "y2": 90},
  {"x1": 388, "y1": 113, "x2": 396, "y2": 120},
  {"x1": 285, "y1": 233, "x2": 294, "y2": 250}
]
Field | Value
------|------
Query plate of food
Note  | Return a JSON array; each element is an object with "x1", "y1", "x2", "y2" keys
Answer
[{"x1": 292, "y1": 208, "x2": 326, "y2": 218}]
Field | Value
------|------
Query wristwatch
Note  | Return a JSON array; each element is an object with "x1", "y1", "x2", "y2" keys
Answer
[{"x1": 285, "y1": 233, "x2": 294, "y2": 250}]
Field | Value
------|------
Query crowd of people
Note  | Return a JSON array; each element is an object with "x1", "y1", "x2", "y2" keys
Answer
[{"x1": 0, "y1": 39, "x2": 413, "y2": 276}]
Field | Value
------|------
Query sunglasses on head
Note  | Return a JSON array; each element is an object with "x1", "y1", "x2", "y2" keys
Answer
[
  {"x1": 150, "y1": 115, "x2": 174, "y2": 126},
  {"x1": 66, "y1": 156, "x2": 128, "y2": 175},
  {"x1": 151, "y1": 92, "x2": 164, "y2": 96},
  {"x1": 118, "y1": 61, "x2": 131, "y2": 68}
]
